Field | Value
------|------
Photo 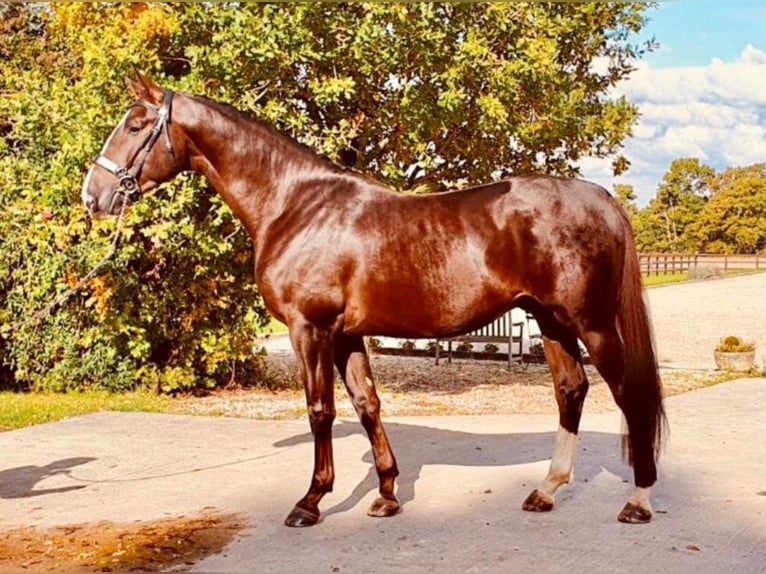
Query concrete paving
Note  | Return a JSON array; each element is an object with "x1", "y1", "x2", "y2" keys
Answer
[{"x1": 1, "y1": 379, "x2": 764, "y2": 573}]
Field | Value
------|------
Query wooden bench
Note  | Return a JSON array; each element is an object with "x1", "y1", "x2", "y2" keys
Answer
[{"x1": 434, "y1": 312, "x2": 525, "y2": 367}]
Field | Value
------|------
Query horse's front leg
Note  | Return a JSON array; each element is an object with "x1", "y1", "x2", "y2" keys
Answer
[{"x1": 284, "y1": 320, "x2": 337, "y2": 527}]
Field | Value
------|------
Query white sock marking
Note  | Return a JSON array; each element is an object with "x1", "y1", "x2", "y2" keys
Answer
[{"x1": 539, "y1": 426, "x2": 578, "y2": 497}]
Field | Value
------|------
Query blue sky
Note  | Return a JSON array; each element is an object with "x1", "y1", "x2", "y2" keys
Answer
[
  {"x1": 642, "y1": 1, "x2": 765, "y2": 67},
  {"x1": 579, "y1": 1, "x2": 766, "y2": 206}
]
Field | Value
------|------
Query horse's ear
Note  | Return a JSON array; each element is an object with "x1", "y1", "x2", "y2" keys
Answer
[{"x1": 126, "y1": 71, "x2": 164, "y2": 106}]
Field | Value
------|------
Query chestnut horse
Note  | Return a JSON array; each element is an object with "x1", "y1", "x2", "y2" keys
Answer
[{"x1": 82, "y1": 75, "x2": 665, "y2": 527}]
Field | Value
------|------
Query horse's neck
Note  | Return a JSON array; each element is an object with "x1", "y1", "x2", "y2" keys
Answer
[{"x1": 180, "y1": 94, "x2": 337, "y2": 247}]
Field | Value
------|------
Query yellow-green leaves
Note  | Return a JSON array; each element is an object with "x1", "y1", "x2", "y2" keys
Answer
[{"x1": 309, "y1": 75, "x2": 357, "y2": 107}]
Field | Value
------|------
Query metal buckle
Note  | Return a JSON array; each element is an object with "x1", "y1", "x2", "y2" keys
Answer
[{"x1": 116, "y1": 167, "x2": 139, "y2": 197}]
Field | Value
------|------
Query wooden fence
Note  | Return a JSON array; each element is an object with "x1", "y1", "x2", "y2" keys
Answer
[
  {"x1": 638, "y1": 253, "x2": 763, "y2": 276},
  {"x1": 435, "y1": 313, "x2": 526, "y2": 367}
]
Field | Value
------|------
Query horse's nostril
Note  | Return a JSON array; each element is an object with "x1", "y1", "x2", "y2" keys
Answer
[{"x1": 85, "y1": 194, "x2": 98, "y2": 212}]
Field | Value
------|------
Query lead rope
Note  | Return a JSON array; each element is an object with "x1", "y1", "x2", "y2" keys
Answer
[{"x1": 0, "y1": 198, "x2": 130, "y2": 339}]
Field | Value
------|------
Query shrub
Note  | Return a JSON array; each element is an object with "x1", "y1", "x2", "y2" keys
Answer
[
  {"x1": 425, "y1": 341, "x2": 443, "y2": 353},
  {"x1": 483, "y1": 343, "x2": 499, "y2": 354},
  {"x1": 0, "y1": 6, "x2": 273, "y2": 393},
  {"x1": 399, "y1": 340, "x2": 416, "y2": 352},
  {"x1": 455, "y1": 341, "x2": 473, "y2": 354},
  {"x1": 0, "y1": 3, "x2": 659, "y2": 392},
  {"x1": 366, "y1": 337, "x2": 381, "y2": 349}
]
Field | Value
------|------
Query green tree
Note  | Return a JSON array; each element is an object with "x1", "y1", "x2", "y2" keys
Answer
[
  {"x1": 635, "y1": 158, "x2": 715, "y2": 252},
  {"x1": 688, "y1": 164, "x2": 766, "y2": 253},
  {"x1": 1, "y1": 2, "x2": 656, "y2": 392},
  {"x1": 614, "y1": 183, "x2": 638, "y2": 217},
  {"x1": 167, "y1": 2, "x2": 653, "y2": 187}
]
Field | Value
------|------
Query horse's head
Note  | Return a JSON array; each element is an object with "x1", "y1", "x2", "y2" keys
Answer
[{"x1": 82, "y1": 73, "x2": 185, "y2": 218}]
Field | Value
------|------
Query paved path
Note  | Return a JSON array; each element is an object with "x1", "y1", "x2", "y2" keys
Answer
[
  {"x1": 646, "y1": 273, "x2": 765, "y2": 370},
  {"x1": 1, "y1": 379, "x2": 764, "y2": 573}
]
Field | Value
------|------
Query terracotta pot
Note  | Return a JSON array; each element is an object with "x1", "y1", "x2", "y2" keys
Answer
[{"x1": 714, "y1": 350, "x2": 755, "y2": 372}]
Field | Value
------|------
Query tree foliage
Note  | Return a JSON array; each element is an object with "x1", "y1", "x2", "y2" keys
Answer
[
  {"x1": 632, "y1": 159, "x2": 765, "y2": 254},
  {"x1": 633, "y1": 158, "x2": 715, "y2": 252},
  {"x1": 0, "y1": 2, "x2": 654, "y2": 392},
  {"x1": 688, "y1": 164, "x2": 766, "y2": 254},
  {"x1": 613, "y1": 184, "x2": 638, "y2": 217},
  {"x1": 167, "y1": 2, "x2": 652, "y2": 187}
]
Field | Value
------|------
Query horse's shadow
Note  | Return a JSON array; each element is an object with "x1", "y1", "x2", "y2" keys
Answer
[
  {"x1": 0, "y1": 457, "x2": 96, "y2": 499},
  {"x1": 274, "y1": 420, "x2": 630, "y2": 518}
]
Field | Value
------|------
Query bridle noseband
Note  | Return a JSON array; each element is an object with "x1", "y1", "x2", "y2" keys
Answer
[{"x1": 94, "y1": 90, "x2": 176, "y2": 205}]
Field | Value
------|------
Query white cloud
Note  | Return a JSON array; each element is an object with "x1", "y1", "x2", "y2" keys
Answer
[
  {"x1": 741, "y1": 44, "x2": 766, "y2": 65},
  {"x1": 622, "y1": 46, "x2": 766, "y2": 106},
  {"x1": 639, "y1": 102, "x2": 758, "y2": 128},
  {"x1": 580, "y1": 44, "x2": 766, "y2": 206},
  {"x1": 723, "y1": 123, "x2": 766, "y2": 165}
]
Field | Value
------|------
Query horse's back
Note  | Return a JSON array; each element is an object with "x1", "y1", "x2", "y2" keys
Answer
[{"x1": 339, "y1": 175, "x2": 627, "y2": 336}]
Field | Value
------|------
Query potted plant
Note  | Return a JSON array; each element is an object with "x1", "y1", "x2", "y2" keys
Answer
[
  {"x1": 455, "y1": 341, "x2": 473, "y2": 354},
  {"x1": 714, "y1": 336, "x2": 756, "y2": 371},
  {"x1": 400, "y1": 339, "x2": 416, "y2": 355}
]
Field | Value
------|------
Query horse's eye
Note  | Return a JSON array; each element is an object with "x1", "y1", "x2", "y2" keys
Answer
[{"x1": 128, "y1": 125, "x2": 141, "y2": 134}]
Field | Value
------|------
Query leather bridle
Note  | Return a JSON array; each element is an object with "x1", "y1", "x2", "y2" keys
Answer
[{"x1": 94, "y1": 90, "x2": 176, "y2": 206}]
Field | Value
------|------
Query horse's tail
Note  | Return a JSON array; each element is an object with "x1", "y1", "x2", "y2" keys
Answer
[{"x1": 616, "y1": 211, "x2": 667, "y2": 465}]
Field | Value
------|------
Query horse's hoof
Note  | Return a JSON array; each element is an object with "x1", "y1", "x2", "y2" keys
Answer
[
  {"x1": 618, "y1": 502, "x2": 652, "y2": 524},
  {"x1": 522, "y1": 489, "x2": 554, "y2": 512},
  {"x1": 284, "y1": 504, "x2": 320, "y2": 527},
  {"x1": 367, "y1": 495, "x2": 401, "y2": 517}
]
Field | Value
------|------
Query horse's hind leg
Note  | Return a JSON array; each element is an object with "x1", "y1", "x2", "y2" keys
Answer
[
  {"x1": 581, "y1": 327, "x2": 657, "y2": 523},
  {"x1": 523, "y1": 333, "x2": 589, "y2": 512},
  {"x1": 335, "y1": 335, "x2": 400, "y2": 517}
]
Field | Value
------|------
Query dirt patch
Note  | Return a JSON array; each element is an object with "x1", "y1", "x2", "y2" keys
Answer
[{"x1": 0, "y1": 512, "x2": 245, "y2": 572}]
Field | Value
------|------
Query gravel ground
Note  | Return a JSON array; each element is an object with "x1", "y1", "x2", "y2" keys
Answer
[
  {"x1": 177, "y1": 273, "x2": 764, "y2": 420},
  {"x1": 177, "y1": 354, "x2": 735, "y2": 420}
]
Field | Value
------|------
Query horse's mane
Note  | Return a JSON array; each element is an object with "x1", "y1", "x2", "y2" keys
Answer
[{"x1": 188, "y1": 93, "x2": 346, "y2": 174}]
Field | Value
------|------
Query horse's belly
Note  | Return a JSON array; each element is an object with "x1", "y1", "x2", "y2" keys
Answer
[
  {"x1": 343, "y1": 278, "x2": 516, "y2": 338},
  {"x1": 341, "y1": 219, "x2": 525, "y2": 337}
]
